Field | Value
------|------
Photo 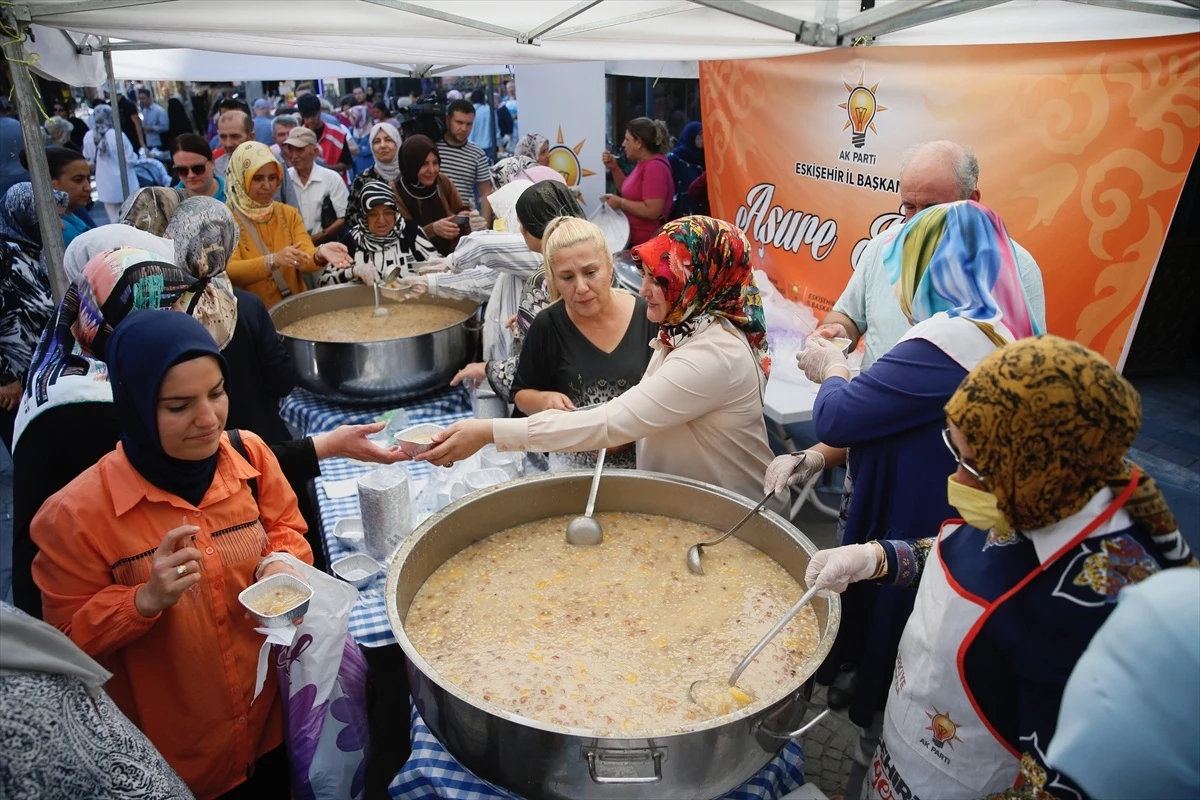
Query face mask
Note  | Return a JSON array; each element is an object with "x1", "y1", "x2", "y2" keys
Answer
[{"x1": 947, "y1": 475, "x2": 1011, "y2": 536}]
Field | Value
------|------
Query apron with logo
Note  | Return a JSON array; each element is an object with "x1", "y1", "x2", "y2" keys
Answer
[{"x1": 866, "y1": 476, "x2": 1137, "y2": 800}]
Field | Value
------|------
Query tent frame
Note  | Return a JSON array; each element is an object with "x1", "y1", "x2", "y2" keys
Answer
[
  {"x1": 7, "y1": 0, "x2": 1199, "y2": 300},
  {"x1": 21, "y1": 0, "x2": 1200, "y2": 54}
]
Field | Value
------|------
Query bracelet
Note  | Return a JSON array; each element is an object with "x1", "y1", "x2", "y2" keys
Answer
[
  {"x1": 869, "y1": 541, "x2": 888, "y2": 580},
  {"x1": 265, "y1": 253, "x2": 275, "y2": 271},
  {"x1": 313, "y1": 247, "x2": 327, "y2": 267}
]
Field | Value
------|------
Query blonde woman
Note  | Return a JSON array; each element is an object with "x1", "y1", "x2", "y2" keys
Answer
[
  {"x1": 508, "y1": 217, "x2": 657, "y2": 469},
  {"x1": 414, "y1": 216, "x2": 776, "y2": 501},
  {"x1": 224, "y1": 141, "x2": 351, "y2": 306}
]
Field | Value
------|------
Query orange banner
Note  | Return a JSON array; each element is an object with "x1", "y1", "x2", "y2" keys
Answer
[{"x1": 701, "y1": 35, "x2": 1199, "y2": 365}]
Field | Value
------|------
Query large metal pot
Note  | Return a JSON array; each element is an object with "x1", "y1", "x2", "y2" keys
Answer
[
  {"x1": 269, "y1": 283, "x2": 480, "y2": 403},
  {"x1": 386, "y1": 470, "x2": 839, "y2": 800}
]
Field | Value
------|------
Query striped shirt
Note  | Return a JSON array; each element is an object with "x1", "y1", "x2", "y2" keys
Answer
[{"x1": 436, "y1": 139, "x2": 491, "y2": 207}]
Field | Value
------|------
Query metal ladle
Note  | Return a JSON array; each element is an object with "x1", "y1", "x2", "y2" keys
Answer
[
  {"x1": 689, "y1": 584, "x2": 821, "y2": 707},
  {"x1": 565, "y1": 448, "x2": 606, "y2": 546},
  {"x1": 372, "y1": 282, "x2": 389, "y2": 317},
  {"x1": 686, "y1": 493, "x2": 773, "y2": 575}
]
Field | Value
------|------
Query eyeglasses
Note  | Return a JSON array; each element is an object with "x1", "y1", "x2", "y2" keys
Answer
[
  {"x1": 942, "y1": 427, "x2": 987, "y2": 485},
  {"x1": 173, "y1": 163, "x2": 209, "y2": 177}
]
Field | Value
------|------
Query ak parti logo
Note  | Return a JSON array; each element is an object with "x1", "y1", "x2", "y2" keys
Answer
[
  {"x1": 838, "y1": 67, "x2": 888, "y2": 149},
  {"x1": 925, "y1": 706, "x2": 963, "y2": 750}
]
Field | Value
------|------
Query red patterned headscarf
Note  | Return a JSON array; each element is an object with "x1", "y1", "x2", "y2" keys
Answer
[{"x1": 631, "y1": 216, "x2": 770, "y2": 376}]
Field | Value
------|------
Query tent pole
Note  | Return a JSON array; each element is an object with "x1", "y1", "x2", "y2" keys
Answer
[
  {"x1": 102, "y1": 39, "x2": 132, "y2": 201},
  {"x1": 3, "y1": 18, "x2": 69, "y2": 301}
]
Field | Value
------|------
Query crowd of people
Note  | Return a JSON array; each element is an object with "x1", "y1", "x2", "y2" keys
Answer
[{"x1": 0, "y1": 71, "x2": 1196, "y2": 800}]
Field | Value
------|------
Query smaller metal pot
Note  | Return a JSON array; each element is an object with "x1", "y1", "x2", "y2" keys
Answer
[{"x1": 270, "y1": 284, "x2": 481, "y2": 404}]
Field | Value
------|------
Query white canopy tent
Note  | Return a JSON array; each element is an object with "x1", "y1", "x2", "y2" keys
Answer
[
  {"x1": 4, "y1": 0, "x2": 1196, "y2": 300},
  {"x1": 19, "y1": 0, "x2": 1199, "y2": 84}
]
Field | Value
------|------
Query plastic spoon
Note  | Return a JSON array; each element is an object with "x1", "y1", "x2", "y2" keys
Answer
[
  {"x1": 686, "y1": 493, "x2": 772, "y2": 575},
  {"x1": 565, "y1": 448, "x2": 606, "y2": 546}
]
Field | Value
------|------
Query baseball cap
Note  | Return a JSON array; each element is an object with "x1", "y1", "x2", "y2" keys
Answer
[
  {"x1": 283, "y1": 127, "x2": 318, "y2": 148},
  {"x1": 296, "y1": 94, "x2": 322, "y2": 117},
  {"x1": 252, "y1": 98, "x2": 273, "y2": 111}
]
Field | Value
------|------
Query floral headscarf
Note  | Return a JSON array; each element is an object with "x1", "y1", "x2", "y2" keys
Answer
[
  {"x1": 225, "y1": 140, "x2": 281, "y2": 224},
  {"x1": 883, "y1": 200, "x2": 1040, "y2": 340},
  {"x1": 349, "y1": 105, "x2": 372, "y2": 139},
  {"x1": 945, "y1": 335, "x2": 1196, "y2": 568},
  {"x1": 119, "y1": 187, "x2": 182, "y2": 237},
  {"x1": 515, "y1": 133, "x2": 548, "y2": 163},
  {"x1": 491, "y1": 155, "x2": 537, "y2": 188},
  {"x1": 631, "y1": 216, "x2": 770, "y2": 376},
  {"x1": 165, "y1": 197, "x2": 240, "y2": 348}
]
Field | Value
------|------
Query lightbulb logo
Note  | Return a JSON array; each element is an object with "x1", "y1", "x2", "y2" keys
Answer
[
  {"x1": 547, "y1": 125, "x2": 596, "y2": 196},
  {"x1": 924, "y1": 706, "x2": 963, "y2": 750},
  {"x1": 838, "y1": 68, "x2": 888, "y2": 149}
]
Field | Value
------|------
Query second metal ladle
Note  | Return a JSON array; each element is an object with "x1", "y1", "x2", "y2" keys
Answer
[{"x1": 686, "y1": 493, "x2": 772, "y2": 575}]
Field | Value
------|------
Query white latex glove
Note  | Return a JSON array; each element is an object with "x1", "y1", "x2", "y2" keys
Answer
[
  {"x1": 763, "y1": 450, "x2": 826, "y2": 498},
  {"x1": 796, "y1": 336, "x2": 849, "y2": 384},
  {"x1": 387, "y1": 276, "x2": 428, "y2": 300},
  {"x1": 468, "y1": 210, "x2": 487, "y2": 232},
  {"x1": 416, "y1": 257, "x2": 449, "y2": 274},
  {"x1": 805, "y1": 543, "x2": 882, "y2": 593},
  {"x1": 352, "y1": 262, "x2": 378, "y2": 285}
]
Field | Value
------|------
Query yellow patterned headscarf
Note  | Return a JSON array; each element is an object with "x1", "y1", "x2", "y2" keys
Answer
[
  {"x1": 225, "y1": 141, "x2": 280, "y2": 224},
  {"x1": 946, "y1": 335, "x2": 1194, "y2": 567}
]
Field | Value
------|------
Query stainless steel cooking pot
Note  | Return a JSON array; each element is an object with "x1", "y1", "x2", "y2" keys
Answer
[
  {"x1": 386, "y1": 470, "x2": 839, "y2": 800},
  {"x1": 269, "y1": 283, "x2": 480, "y2": 403}
]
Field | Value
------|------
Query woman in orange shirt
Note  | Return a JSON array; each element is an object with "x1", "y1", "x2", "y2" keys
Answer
[
  {"x1": 31, "y1": 310, "x2": 313, "y2": 800},
  {"x1": 224, "y1": 140, "x2": 352, "y2": 306}
]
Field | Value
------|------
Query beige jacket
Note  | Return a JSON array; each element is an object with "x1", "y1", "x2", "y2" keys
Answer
[{"x1": 493, "y1": 319, "x2": 774, "y2": 501}]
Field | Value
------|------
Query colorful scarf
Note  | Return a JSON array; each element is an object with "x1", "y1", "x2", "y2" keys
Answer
[
  {"x1": 491, "y1": 155, "x2": 537, "y2": 189},
  {"x1": 165, "y1": 197, "x2": 240, "y2": 348},
  {"x1": 515, "y1": 133, "x2": 548, "y2": 163},
  {"x1": 225, "y1": 140, "x2": 281, "y2": 224},
  {"x1": 368, "y1": 122, "x2": 401, "y2": 183},
  {"x1": 631, "y1": 215, "x2": 770, "y2": 376},
  {"x1": 118, "y1": 187, "x2": 182, "y2": 237},
  {"x1": 883, "y1": 200, "x2": 1040, "y2": 339},
  {"x1": 946, "y1": 334, "x2": 1196, "y2": 568},
  {"x1": 14, "y1": 247, "x2": 207, "y2": 447}
]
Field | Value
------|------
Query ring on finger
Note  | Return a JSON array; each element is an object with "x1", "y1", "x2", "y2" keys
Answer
[{"x1": 176, "y1": 563, "x2": 189, "y2": 577}]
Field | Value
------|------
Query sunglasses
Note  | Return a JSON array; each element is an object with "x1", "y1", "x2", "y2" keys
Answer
[
  {"x1": 942, "y1": 427, "x2": 987, "y2": 486},
  {"x1": 173, "y1": 163, "x2": 210, "y2": 177}
]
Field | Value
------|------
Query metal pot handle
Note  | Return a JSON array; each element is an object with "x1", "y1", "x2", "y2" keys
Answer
[
  {"x1": 583, "y1": 747, "x2": 664, "y2": 784},
  {"x1": 755, "y1": 690, "x2": 831, "y2": 740}
]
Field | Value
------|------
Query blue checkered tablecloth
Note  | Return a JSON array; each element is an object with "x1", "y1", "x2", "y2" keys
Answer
[
  {"x1": 280, "y1": 387, "x2": 474, "y2": 647},
  {"x1": 389, "y1": 702, "x2": 807, "y2": 800}
]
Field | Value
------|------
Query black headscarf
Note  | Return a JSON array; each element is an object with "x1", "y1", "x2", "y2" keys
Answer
[
  {"x1": 515, "y1": 181, "x2": 585, "y2": 240},
  {"x1": 107, "y1": 310, "x2": 228, "y2": 507},
  {"x1": 394, "y1": 135, "x2": 446, "y2": 225}
]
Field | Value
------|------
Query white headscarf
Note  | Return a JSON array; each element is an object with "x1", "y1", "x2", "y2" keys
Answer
[
  {"x1": 487, "y1": 179, "x2": 532, "y2": 235},
  {"x1": 369, "y1": 122, "x2": 402, "y2": 183}
]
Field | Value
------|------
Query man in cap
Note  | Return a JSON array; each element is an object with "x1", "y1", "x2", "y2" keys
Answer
[
  {"x1": 251, "y1": 98, "x2": 275, "y2": 145},
  {"x1": 283, "y1": 126, "x2": 348, "y2": 246},
  {"x1": 296, "y1": 93, "x2": 352, "y2": 182}
]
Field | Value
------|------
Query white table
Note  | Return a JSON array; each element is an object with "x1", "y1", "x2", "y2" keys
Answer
[{"x1": 762, "y1": 374, "x2": 840, "y2": 520}]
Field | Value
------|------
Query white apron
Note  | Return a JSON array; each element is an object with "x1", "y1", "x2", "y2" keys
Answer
[{"x1": 867, "y1": 478, "x2": 1137, "y2": 800}]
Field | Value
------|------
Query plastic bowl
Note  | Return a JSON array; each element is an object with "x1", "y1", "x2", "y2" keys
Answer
[
  {"x1": 331, "y1": 553, "x2": 383, "y2": 589},
  {"x1": 333, "y1": 516, "x2": 364, "y2": 544},
  {"x1": 394, "y1": 423, "x2": 446, "y2": 457},
  {"x1": 238, "y1": 573, "x2": 313, "y2": 628}
]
